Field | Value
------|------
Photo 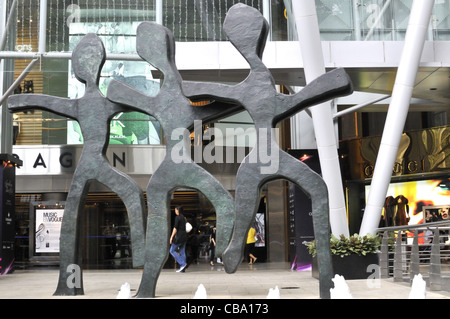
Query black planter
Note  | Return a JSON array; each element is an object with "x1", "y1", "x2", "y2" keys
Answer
[{"x1": 312, "y1": 253, "x2": 379, "y2": 280}]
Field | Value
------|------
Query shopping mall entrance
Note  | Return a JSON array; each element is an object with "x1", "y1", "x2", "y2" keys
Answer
[{"x1": 14, "y1": 188, "x2": 271, "y2": 270}]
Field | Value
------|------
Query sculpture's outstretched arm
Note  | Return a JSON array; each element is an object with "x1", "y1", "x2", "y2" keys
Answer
[
  {"x1": 182, "y1": 81, "x2": 241, "y2": 105},
  {"x1": 274, "y1": 68, "x2": 353, "y2": 121},
  {"x1": 107, "y1": 79, "x2": 158, "y2": 114},
  {"x1": 8, "y1": 94, "x2": 78, "y2": 119},
  {"x1": 191, "y1": 101, "x2": 243, "y2": 124}
]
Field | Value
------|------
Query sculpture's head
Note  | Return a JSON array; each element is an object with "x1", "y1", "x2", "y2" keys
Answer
[
  {"x1": 223, "y1": 4, "x2": 269, "y2": 62},
  {"x1": 136, "y1": 22, "x2": 176, "y2": 75},
  {"x1": 72, "y1": 33, "x2": 105, "y2": 86}
]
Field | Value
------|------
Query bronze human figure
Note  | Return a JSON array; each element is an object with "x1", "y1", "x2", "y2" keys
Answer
[
  {"x1": 8, "y1": 34, "x2": 146, "y2": 296},
  {"x1": 107, "y1": 22, "x2": 238, "y2": 298},
  {"x1": 183, "y1": 4, "x2": 353, "y2": 298}
]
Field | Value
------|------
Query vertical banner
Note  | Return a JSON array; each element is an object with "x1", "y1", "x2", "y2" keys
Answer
[
  {"x1": 288, "y1": 182, "x2": 314, "y2": 270},
  {"x1": 254, "y1": 212, "x2": 266, "y2": 247},
  {"x1": 34, "y1": 208, "x2": 64, "y2": 253},
  {"x1": 252, "y1": 198, "x2": 267, "y2": 262},
  {"x1": 287, "y1": 150, "x2": 321, "y2": 271},
  {"x1": 287, "y1": 184, "x2": 297, "y2": 266},
  {"x1": 0, "y1": 159, "x2": 18, "y2": 274},
  {"x1": 28, "y1": 201, "x2": 64, "y2": 265}
]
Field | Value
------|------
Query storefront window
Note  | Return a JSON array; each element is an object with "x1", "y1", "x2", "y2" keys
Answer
[
  {"x1": 13, "y1": 190, "x2": 229, "y2": 269},
  {"x1": 14, "y1": 192, "x2": 136, "y2": 269}
]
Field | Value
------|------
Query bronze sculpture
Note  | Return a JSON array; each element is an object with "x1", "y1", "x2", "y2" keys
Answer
[{"x1": 8, "y1": 4, "x2": 354, "y2": 299}]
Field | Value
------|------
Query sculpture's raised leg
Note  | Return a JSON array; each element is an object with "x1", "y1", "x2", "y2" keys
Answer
[
  {"x1": 53, "y1": 172, "x2": 88, "y2": 296},
  {"x1": 136, "y1": 179, "x2": 171, "y2": 298},
  {"x1": 222, "y1": 150, "x2": 333, "y2": 298},
  {"x1": 97, "y1": 162, "x2": 146, "y2": 267},
  {"x1": 136, "y1": 160, "x2": 234, "y2": 298}
]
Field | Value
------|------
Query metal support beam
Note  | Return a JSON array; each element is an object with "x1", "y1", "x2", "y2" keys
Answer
[
  {"x1": 379, "y1": 230, "x2": 390, "y2": 278},
  {"x1": 430, "y1": 228, "x2": 442, "y2": 291},
  {"x1": 360, "y1": 0, "x2": 435, "y2": 236},
  {"x1": 352, "y1": 0, "x2": 362, "y2": 41},
  {"x1": 333, "y1": 95, "x2": 390, "y2": 119},
  {"x1": 393, "y1": 231, "x2": 403, "y2": 282},
  {"x1": 0, "y1": 0, "x2": 18, "y2": 52},
  {"x1": 292, "y1": 0, "x2": 349, "y2": 237},
  {"x1": 1, "y1": 0, "x2": 18, "y2": 154},
  {"x1": 410, "y1": 230, "x2": 420, "y2": 282},
  {"x1": 0, "y1": 51, "x2": 142, "y2": 61},
  {"x1": 0, "y1": 58, "x2": 38, "y2": 106}
]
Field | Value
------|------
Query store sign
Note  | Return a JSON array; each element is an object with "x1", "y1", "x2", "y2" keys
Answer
[
  {"x1": 15, "y1": 44, "x2": 33, "y2": 52},
  {"x1": 12, "y1": 145, "x2": 166, "y2": 176},
  {"x1": 344, "y1": 126, "x2": 450, "y2": 180}
]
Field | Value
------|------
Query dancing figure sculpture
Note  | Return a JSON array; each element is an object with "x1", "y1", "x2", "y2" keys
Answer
[
  {"x1": 183, "y1": 4, "x2": 353, "y2": 298},
  {"x1": 8, "y1": 34, "x2": 146, "y2": 296},
  {"x1": 107, "y1": 22, "x2": 238, "y2": 298}
]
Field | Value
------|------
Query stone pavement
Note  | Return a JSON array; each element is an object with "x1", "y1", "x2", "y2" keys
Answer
[{"x1": 1, "y1": 262, "x2": 450, "y2": 299}]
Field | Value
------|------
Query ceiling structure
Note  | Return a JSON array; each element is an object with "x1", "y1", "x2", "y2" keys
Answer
[{"x1": 172, "y1": 41, "x2": 450, "y2": 115}]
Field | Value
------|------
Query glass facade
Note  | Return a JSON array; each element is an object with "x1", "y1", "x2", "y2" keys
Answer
[
  {"x1": 3, "y1": 0, "x2": 450, "y2": 269},
  {"x1": 293, "y1": 0, "x2": 450, "y2": 41},
  {"x1": 6, "y1": 0, "x2": 450, "y2": 146},
  {"x1": 8, "y1": 1, "x2": 450, "y2": 50},
  {"x1": 8, "y1": 0, "x2": 280, "y2": 146}
]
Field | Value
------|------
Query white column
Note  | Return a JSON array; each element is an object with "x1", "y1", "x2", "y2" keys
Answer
[
  {"x1": 292, "y1": 1, "x2": 349, "y2": 237},
  {"x1": 39, "y1": 0, "x2": 47, "y2": 53},
  {"x1": 263, "y1": 0, "x2": 271, "y2": 40},
  {"x1": 290, "y1": 105, "x2": 316, "y2": 150},
  {"x1": 352, "y1": 0, "x2": 361, "y2": 41},
  {"x1": 360, "y1": 0, "x2": 435, "y2": 236},
  {"x1": 155, "y1": 0, "x2": 163, "y2": 25}
]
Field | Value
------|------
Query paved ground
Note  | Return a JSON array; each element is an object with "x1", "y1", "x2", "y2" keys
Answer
[{"x1": 1, "y1": 262, "x2": 450, "y2": 300}]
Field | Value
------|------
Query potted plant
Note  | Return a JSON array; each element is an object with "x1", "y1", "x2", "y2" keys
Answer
[{"x1": 305, "y1": 233, "x2": 382, "y2": 280}]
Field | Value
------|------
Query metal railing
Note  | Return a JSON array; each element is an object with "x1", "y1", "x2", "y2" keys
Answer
[{"x1": 377, "y1": 220, "x2": 450, "y2": 292}]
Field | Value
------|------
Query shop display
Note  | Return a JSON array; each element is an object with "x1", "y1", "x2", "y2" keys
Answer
[{"x1": 368, "y1": 179, "x2": 450, "y2": 227}]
